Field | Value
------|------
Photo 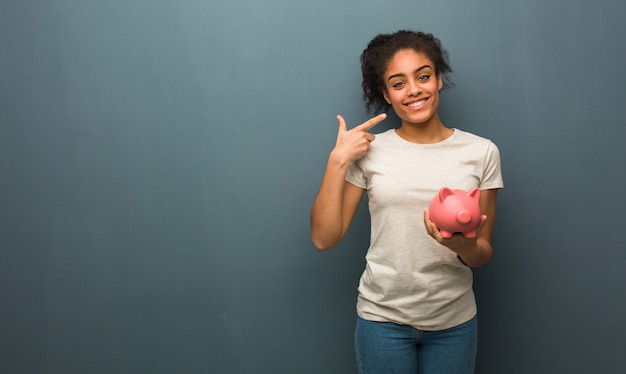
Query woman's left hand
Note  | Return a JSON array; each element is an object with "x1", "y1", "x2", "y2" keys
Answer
[{"x1": 423, "y1": 210, "x2": 487, "y2": 258}]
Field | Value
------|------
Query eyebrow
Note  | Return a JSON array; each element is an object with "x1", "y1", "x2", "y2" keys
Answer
[{"x1": 387, "y1": 65, "x2": 432, "y2": 82}]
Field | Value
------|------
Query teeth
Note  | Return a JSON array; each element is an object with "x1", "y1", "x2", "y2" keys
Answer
[{"x1": 408, "y1": 100, "x2": 425, "y2": 107}]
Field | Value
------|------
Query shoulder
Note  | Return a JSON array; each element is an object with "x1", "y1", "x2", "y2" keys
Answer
[
  {"x1": 368, "y1": 128, "x2": 398, "y2": 150},
  {"x1": 373, "y1": 128, "x2": 397, "y2": 141},
  {"x1": 453, "y1": 129, "x2": 500, "y2": 152},
  {"x1": 453, "y1": 129, "x2": 493, "y2": 144}
]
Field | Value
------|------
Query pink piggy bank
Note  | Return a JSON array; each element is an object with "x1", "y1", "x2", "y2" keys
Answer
[{"x1": 428, "y1": 187, "x2": 481, "y2": 239}]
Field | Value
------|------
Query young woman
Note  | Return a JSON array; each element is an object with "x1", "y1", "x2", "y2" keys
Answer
[{"x1": 310, "y1": 30, "x2": 504, "y2": 373}]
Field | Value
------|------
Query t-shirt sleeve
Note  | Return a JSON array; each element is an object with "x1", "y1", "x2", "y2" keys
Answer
[
  {"x1": 345, "y1": 160, "x2": 367, "y2": 189},
  {"x1": 480, "y1": 141, "x2": 504, "y2": 190}
]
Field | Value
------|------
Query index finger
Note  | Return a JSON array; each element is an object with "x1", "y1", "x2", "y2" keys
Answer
[{"x1": 357, "y1": 113, "x2": 387, "y2": 132}]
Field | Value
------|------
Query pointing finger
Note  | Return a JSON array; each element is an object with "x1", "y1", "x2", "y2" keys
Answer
[{"x1": 359, "y1": 113, "x2": 387, "y2": 132}]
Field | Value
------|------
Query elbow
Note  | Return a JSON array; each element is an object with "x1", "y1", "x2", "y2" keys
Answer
[
  {"x1": 310, "y1": 235, "x2": 337, "y2": 251},
  {"x1": 310, "y1": 221, "x2": 343, "y2": 251},
  {"x1": 466, "y1": 239, "x2": 493, "y2": 268},
  {"x1": 468, "y1": 258, "x2": 491, "y2": 268}
]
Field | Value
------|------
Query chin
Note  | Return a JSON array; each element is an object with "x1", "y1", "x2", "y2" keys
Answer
[{"x1": 401, "y1": 114, "x2": 434, "y2": 126}]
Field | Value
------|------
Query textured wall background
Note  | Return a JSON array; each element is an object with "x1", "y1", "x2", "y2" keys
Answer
[{"x1": 1, "y1": 0, "x2": 625, "y2": 372}]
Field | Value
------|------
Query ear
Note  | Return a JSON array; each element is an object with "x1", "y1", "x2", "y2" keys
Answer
[
  {"x1": 382, "y1": 89, "x2": 391, "y2": 104},
  {"x1": 437, "y1": 74, "x2": 443, "y2": 91},
  {"x1": 467, "y1": 187, "x2": 481, "y2": 201},
  {"x1": 439, "y1": 187, "x2": 454, "y2": 202}
]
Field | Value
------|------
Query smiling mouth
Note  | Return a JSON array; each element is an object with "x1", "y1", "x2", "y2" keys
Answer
[{"x1": 406, "y1": 98, "x2": 427, "y2": 108}]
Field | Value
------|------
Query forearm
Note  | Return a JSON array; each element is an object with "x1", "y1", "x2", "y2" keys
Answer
[
  {"x1": 310, "y1": 153, "x2": 351, "y2": 250},
  {"x1": 457, "y1": 238, "x2": 493, "y2": 268}
]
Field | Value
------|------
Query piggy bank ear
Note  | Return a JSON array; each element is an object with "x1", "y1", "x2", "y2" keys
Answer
[
  {"x1": 439, "y1": 187, "x2": 454, "y2": 201},
  {"x1": 467, "y1": 187, "x2": 480, "y2": 200}
]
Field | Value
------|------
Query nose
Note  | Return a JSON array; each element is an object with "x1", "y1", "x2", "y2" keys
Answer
[{"x1": 408, "y1": 81, "x2": 421, "y2": 96}]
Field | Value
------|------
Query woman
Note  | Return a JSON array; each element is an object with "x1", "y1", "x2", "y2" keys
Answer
[{"x1": 310, "y1": 30, "x2": 503, "y2": 373}]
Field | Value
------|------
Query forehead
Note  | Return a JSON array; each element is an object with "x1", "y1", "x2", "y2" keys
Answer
[{"x1": 384, "y1": 49, "x2": 435, "y2": 76}]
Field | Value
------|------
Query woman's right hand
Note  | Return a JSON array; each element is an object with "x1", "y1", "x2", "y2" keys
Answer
[{"x1": 332, "y1": 113, "x2": 387, "y2": 164}]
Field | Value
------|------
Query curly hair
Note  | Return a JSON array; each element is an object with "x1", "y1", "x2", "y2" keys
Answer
[{"x1": 360, "y1": 30, "x2": 453, "y2": 114}]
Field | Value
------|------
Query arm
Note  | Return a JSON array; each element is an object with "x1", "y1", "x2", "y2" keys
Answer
[
  {"x1": 424, "y1": 188, "x2": 499, "y2": 267},
  {"x1": 310, "y1": 114, "x2": 386, "y2": 251},
  {"x1": 311, "y1": 176, "x2": 364, "y2": 251}
]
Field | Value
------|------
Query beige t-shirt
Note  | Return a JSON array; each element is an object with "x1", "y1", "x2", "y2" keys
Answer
[{"x1": 346, "y1": 128, "x2": 504, "y2": 330}]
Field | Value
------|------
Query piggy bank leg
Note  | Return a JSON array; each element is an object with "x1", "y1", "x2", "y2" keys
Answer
[
  {"x1": 463, "y1": 231, "x2": 477, "y2": 238},
  {"x1": 440, "y1": 229, "x2": 454, "y2": 239}
]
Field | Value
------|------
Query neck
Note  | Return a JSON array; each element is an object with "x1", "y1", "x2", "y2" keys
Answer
[{"x1": 396, "y1": 116, "x2": 453, "y2": 144}]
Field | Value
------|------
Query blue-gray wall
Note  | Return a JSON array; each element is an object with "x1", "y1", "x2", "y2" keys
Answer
[{"x1": 1, "y1": 0, "x2": 625, "y2": 373}]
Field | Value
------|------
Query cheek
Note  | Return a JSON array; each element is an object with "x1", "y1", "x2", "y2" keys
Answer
[{"x1": 388, "y1": 91, "x2": 403, "y2": 104}]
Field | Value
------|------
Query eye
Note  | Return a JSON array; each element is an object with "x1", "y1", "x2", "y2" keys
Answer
[
  {"x1": 418, "y1": 74, "x2": 430, "y2": 81},
  {"x1": 392, "y1": 81, "x2": 405, "y2": 89}
]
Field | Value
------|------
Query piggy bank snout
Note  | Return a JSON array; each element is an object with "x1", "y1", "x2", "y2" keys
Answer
[{"x1": 455, "y1": 209, "x2": 472, "y2": 224}]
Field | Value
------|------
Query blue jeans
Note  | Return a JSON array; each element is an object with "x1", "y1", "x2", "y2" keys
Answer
[{"x1": 354, "y1": 315, "x2": 478, "y2": 374}]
